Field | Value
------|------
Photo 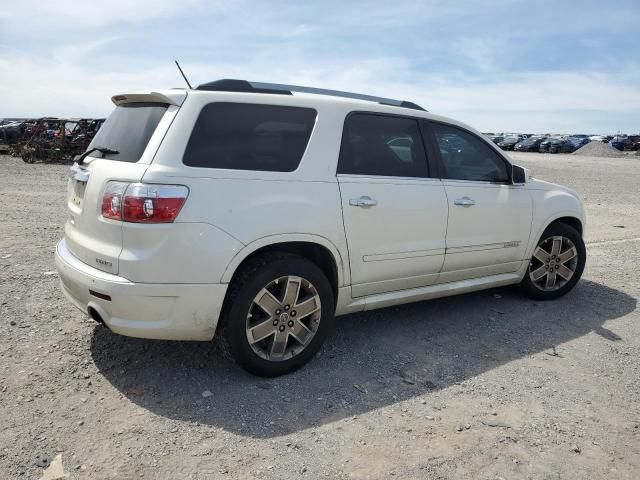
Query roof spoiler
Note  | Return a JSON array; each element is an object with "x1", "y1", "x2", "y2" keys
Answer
[{"x1": 110, "y1": 91, "x2": 186, "y2": 107}]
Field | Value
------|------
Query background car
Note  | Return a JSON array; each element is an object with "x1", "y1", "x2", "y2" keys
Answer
[
  {"x1": 539, "y1": 138, "x2": 575, "y2": 153},
  {"x1": 497, "y1": 135, "x2": 524, "y2": 150},
  {"x1": 629, "y1": 135, "x2": 640, "y2": 151},
  {"x1": 514, "y1": 136, "x2": 546, "y2": 152},
  {"x1": 0, "y1": 120, "x2": 27, "y2": 143},
  {"x1": 567, "y1": 135, "x2": 590, "y2": 150},
  {"x1": 610, "y1": 135, "x2": 633, "y2": 151}
]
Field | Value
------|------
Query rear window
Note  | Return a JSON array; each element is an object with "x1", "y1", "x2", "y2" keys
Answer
[
  {"x1": 87, "y1": 103, "x2": 168, "y2": 162},
  {"x1": 183, "y1": 103, "x2": 317, "y2": 172}
]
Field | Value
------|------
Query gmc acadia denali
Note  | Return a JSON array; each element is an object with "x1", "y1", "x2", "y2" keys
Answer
[{"x1": 55, "y1": 79, "x2": 586, "y2": 376}]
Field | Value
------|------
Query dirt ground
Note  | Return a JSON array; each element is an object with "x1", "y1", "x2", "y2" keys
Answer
[{"x1": 1, "y1": 151, "x2": 638, "y2": 479}]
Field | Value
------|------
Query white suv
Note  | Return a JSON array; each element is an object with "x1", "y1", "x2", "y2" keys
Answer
[{"x1": 55, "y1": 79, "x2": 586, "y2": 376}]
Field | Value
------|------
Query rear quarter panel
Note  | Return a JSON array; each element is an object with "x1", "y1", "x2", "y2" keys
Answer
[{"x1": 141, "y1": 91, "x2": 351, "y2": 286}]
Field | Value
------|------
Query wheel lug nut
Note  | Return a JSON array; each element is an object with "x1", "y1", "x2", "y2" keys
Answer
[
  {"x1": 272, "y1": 319, "x2": 278, "y2": 326},
  {"x1": 278, "y1": 325, "x2": 285, "y2": 332},
  {"x1": 290, "y1": 310, "x2": 296, "y2": 317},
  {"x1": 288, "y1": 320, "x2": 294, "y2": 328},
  {"x1": 275, "y1": 309, "x2": 281, "y2": 315},
  {"x1": 284, "y1": 305, "x2": 290, "y2": 311}
]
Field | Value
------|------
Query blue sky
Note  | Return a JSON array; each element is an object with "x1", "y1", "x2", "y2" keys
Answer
[{"x1": 1, "y1": 0, "x2": 638, "y2": 133}]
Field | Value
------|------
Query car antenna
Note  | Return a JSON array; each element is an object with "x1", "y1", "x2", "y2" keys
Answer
[{"x1": 174, "y1": 60, "x2": 193, "y2": 89}]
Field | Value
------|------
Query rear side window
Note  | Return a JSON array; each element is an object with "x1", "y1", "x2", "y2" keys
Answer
[
  {"x1": 338, "y1": 113, "x2": 428, "y2": 177},
  {"x1": 183, "y1": 103, "x2": 317, "y2": 172},
  {"x1": 88, "y1": 103, "x2": 168, "y2": 162}
]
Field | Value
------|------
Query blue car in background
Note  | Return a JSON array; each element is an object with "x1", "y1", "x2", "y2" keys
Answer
[
  {"x1": 568, "y1": 135, "x2": 590, "y2": 150},
  {"x1": 610, "y1": 136, "x2": 633, "y2": 151}
]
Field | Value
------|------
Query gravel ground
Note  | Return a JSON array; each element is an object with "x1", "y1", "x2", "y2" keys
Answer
[
  {"x1": 572, "y1": 141, "x2": 628, "y2": 158},
  {"x1": 0, "y1": 152, "x2": 638, "y2": 479}
]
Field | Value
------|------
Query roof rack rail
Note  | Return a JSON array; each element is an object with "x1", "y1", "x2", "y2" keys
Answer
[{"x1": 196, "y1": 79, "x2": 427, "y2": 111}]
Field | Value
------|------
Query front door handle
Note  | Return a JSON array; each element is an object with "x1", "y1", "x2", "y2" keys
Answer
[
  {"x1": 454, "y1": 196, "x2": 476, "y2": 206},
  {"x1": 349, "y1": 196, "x2": 378, "y2": 208}
]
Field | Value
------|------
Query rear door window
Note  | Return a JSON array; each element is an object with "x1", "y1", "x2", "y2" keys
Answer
[
  {"x1": 88, "y1": 103, "x2": 168, "y2": 162},
  {"x1": 337, "y1": 113, "x2": 428, "y2": 178},
  {"x1": 183, "y1": 103, "x2": 317, "y2": 172}
]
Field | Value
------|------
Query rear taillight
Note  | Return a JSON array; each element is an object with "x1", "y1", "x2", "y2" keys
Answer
[
  {"x1": 101, "y1": 181, "x2": 128, "y2": 220},
  {"x1": 101, "y1": 182, "x2": 188, "y2": 223}
]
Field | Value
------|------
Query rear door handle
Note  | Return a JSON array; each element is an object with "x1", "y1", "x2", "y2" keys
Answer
[
  {"x1": 454, "y1": 196, "x2": 476, "y2": 206},
  {"x1": 349, "y1": 196, "x2": 378, "y2": 207}
]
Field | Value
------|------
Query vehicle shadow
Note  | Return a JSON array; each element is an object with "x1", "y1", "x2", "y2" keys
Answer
[{"x1": 90, "y1": 280, "x2": 636, "y2": 438}]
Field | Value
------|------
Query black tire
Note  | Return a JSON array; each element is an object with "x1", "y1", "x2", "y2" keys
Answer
[
  {"x1": 520, "y1": 222, "x2": 586, "y2": 300},
  {"x1": 221, "y1": 252, "x2": 335, "y2": 377}
]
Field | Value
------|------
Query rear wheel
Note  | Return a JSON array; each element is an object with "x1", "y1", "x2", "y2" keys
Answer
[
  {"x1": 520, "y1": 223, "x2": 586, "y2": 300},
  {"x1": 22, "y1": 151, "x2": 34, "y2": 163},
  {"x1": 222, "y1": 253, "x2": 335, "y2": 377}
]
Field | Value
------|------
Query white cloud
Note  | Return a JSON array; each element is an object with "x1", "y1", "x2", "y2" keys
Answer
[
  {"x1": 0, "y1": 57, "x2": 177, "y2": 117},
  {"x1": 1, "y1": 0, "x2": 638, "y2": 133},
  {"x1": 1, "y1": 53, "x2": 638, "y2": 134},
  {"x1": 0, "y1": 0, "x2": 210, "y2": 29},
  {"x1": 453, "y1": 36, "x2": 503, "y2": 72},
  {"x1": 51, "y1": 37, "x2": 119, "y2": 63}
]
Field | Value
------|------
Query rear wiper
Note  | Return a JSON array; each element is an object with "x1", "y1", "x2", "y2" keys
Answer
[{"x1": 76, "y1": 146, "x2": 119, "y2": 165}]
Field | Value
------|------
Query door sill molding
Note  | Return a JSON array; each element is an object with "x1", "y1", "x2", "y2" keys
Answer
[{"x1": 337, "y1": 272, "x2": 522, "y2": 314}]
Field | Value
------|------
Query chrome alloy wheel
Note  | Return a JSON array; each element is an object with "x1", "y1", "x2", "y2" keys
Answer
[
  {"x1": 529, "y1": 236, "x2": 579, "y2": 291},
  {"x1": 245, "y1": 276, "x2": 322, "y2": 361}
]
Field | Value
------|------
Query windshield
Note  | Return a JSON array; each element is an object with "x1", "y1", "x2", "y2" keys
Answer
[{"x1": 87, "y1": 102, "x2": 168, "y2": 162}]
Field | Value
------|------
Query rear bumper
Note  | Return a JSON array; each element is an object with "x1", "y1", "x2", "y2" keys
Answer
[{"x1": 54, "y1": 239, "x2": 227, "y2": 341}]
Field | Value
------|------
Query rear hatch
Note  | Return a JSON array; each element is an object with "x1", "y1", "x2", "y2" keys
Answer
[{"x1": 65, "y1": 92, "x2": 184, "y2": 275}]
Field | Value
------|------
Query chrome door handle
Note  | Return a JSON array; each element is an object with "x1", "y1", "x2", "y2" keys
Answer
[
  {"x1": 349, "y1": 196, "x2": 378, "y2": 207},
  {"x1": 454, "y1": 196, "x2": 476, "y2": 206}
]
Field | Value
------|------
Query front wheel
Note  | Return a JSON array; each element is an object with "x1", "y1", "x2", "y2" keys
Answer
[
  {"x1": 520, "y1": 223, "x2": 586, "y2": 300},
  {"x1": 221, "y1": 253, "x2": 335, "y2": 377}
]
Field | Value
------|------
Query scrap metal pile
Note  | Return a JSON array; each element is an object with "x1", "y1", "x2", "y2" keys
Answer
[{"x1": 0, "y1": 117, "x2": 104, "y2": 163}]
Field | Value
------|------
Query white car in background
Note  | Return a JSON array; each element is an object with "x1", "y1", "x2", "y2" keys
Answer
[{"x1": 55, "y1": 80, "x2": 587, "y2": 376}]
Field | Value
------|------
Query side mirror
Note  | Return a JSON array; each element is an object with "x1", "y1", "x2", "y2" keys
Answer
[{"x1": 512, "y1": 164, "x2": 528, "y2": 184}]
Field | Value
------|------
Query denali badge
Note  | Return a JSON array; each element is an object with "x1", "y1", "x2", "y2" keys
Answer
[
  {"x1": 95, "y1": 258, "x2": 113, "y2": 267},
  {"x1": 503, "y1": 241, "x2": 520, "y2": 248}
]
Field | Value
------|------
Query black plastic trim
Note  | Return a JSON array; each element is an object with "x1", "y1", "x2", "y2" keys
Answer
[
  {"x1": 196, "y1": 79, "x2": 426, "y2": 111},
  {"x1": 196, "y1": 79, "x2": 292, "y2": 95},
  {"x1": 379, "y1": 100, "x2": 426, "y2": 111}
]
